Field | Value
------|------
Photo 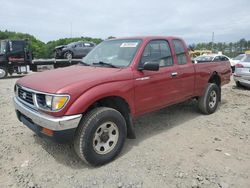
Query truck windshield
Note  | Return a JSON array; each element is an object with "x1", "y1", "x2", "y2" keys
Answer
[
  {"x1": 0, "y1": 41, "x2": 7, "y2": 54},
  {"x1": 81, "y1": 39, "x2": 142, "y2": 67}
]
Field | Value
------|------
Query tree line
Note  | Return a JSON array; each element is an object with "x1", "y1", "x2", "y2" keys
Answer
[
  {"x1": 1, "y1": 30, "x2": 249, "y2": 58},
  {"x1": 0, "y1": 30, "x2": 103, "y2": 58}
]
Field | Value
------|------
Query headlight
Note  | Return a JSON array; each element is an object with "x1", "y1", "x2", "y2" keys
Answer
[
  {"x1": 52, "y1": 96, "x2": 69, "y2": 110},
  {"x1": 36, "y1": 94, "x2": 69, "y2": 112}
]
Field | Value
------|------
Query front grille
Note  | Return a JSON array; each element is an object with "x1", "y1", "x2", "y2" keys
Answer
[{"x1": 18, "y1": 87, "x2": 34, "y2": 105}]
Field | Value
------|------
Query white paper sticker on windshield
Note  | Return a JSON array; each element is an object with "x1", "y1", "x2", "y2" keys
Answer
[{"x1": 120, "y1": 42, "x2": 138, "y2": 48}]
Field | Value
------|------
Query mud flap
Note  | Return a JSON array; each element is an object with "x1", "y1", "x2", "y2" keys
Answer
[{"x1": 127, "y1": 114, "x2": 136, "y2": 139}]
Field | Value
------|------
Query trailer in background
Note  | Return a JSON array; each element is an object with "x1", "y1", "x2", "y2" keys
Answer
[
  {"x1": 30, "y1": 59, "x2": 81, "y2": 72},
  {"x1": 0, "y1": 39, "x2": 81, "y2": 79}
]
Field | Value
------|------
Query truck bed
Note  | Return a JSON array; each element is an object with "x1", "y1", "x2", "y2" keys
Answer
[{"x1": 194, "y1": 61, "x2": 231, "y2": 96}]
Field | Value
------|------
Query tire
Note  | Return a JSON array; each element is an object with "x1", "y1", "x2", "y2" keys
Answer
[
  {"x1": 198, "y1": 83, "x2": 220, "y2": 114},
  {"x1": 231, "y1": 66, "x2": 235, "y2": 73},
  {"x1": 64, "y1": 51, "x2": 73, "y2": 60},
  {"x1": 74, "y1": 107, "x2": 127, "y2": 166},
  {"x1": 0, "y1": 66, "x2": 7, "y2": 79},
  {"x1": 236, "y1": 81, "x2": 242, "y2": 87}
]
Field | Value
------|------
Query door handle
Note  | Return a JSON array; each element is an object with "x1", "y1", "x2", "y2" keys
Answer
[{"x1": 171, "y1": 72, "x2": 178, "y2": 77}]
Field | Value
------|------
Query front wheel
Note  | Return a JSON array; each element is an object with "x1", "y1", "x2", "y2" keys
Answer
[
  {"x1": 198, "y1": 83, "x2": 220, "y2": 114},
  {"x1": 0, "y1": 67, "x2": 7, "y2": 79},
  {"x1": 74, "y1": 107, "x2": 127, "y2": 166},
  {"x1": 64, "y1": 51, "x2": 73, "y2": 60}
]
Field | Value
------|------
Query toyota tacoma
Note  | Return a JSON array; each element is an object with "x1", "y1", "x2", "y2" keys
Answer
[{"x1": 13, "y1": 36, "x2": 231, "y2": 165}]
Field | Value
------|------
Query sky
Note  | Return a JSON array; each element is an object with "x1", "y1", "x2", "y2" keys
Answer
[{"x1": 1, "y1": 0, "x2": 250, "y2": 44}]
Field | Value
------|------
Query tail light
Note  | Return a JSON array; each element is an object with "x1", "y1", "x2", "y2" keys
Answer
[{"x1": 235, "y1": 64, "x2": 244, "y2": 68}]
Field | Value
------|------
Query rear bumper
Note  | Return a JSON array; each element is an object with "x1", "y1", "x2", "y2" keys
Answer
[
  {"x1": 233, "y1": 74, "x2": 250, "y2": 87},
  {"x1": 14, "y1": 97, "x2": 82, "y2": 142}
]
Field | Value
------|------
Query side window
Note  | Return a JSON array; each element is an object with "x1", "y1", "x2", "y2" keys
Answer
[
  {"x1": 173, "y1": 40, "x2": 187, "y2": 65},
  {"x1": 220, "y1": 56, "x2": 228, "y2": 61},
  {"x1": 140, "y1": 40, "x2": 173, "y2": 67},
  {"x1": 77, "y1": 43, "x2": 83, "y2": 47},
  {"x1": 84, "y1": 43, "x2": 91, "y2": 47}
]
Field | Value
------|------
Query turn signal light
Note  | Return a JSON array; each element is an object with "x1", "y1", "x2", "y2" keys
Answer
[{"x1": 42, "y1": 128, "x2": 54, "y2": 136}]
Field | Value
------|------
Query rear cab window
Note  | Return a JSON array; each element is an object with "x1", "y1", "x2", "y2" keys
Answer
[
  {"x1": 140, "y1": 40, "x2": 173, "y2": 68},
  {"x1": 173, "y1": 39, "x2": 188, "y2": 65}
]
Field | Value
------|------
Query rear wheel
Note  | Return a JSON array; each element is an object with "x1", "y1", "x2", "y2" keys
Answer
[
  {"x1": 236, "y1": 81, "x2": 242, "y2": 87},
  {"x1": 231, "y1": 66, "x2": 235, "y2": 73},
  {"x1": 198, "y1": 83, "x2": 220, "y2": 114},
  {"x1": 74, "y1": 107, "x2": 127, "y2": 166},
  {"x1": 0, "y1": 67, "x2": 7, "y2": 79}
]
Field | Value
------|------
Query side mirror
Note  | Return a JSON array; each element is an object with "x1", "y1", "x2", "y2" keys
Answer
[{"x1": 141, "y1": 61, "x2": 159, "y2": 71}]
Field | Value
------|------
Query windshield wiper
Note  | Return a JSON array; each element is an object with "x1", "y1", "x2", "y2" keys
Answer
[{"x1": 92, "y1": 61, "x2": 117, "y2": 68}]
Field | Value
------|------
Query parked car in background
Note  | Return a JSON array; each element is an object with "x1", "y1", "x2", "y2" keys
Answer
[
  {"x1": 194, "y1": 54, "x2": 235, "y2": 71},
  {"x1": 234, "y1": 54, "x2": 250, "y2": 88},
  {"x1": 232, "y1": 54, "x2": 246, "y2": 65},
  {"x1": 54, "y1": 41, "x2": 96, "y2": 59}
]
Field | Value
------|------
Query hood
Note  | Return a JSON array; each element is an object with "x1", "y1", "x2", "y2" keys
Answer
[
  {"x1": 55, "y1": 45, "x2": 66, "y2": 49},
  {"x1": 17, "y1": 65, "x2": 128, "y2": 95}
]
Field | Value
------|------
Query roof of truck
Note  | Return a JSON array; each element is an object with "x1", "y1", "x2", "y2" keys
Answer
[{"x1": 107, "y1": 36, "x2": 184, "y2": 41}]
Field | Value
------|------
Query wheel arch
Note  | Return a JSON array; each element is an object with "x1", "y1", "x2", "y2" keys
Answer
[
  {"x1": 85, "y1": 96, "x2": 136, "y2": 139},
  {"x1": 208, "y1": 72, "x2": 221, "y2": 101},
  {"x1": 68, "y1": 93, "x2": 136, "y2": 139},
  {"x1": 208, "y1": 71, "x2": 221, "y2": 87}
]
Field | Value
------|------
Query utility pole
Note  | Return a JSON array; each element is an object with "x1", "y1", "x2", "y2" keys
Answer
[{"x1": 211, "y1": 32, "x2": 214, "y2": 52}]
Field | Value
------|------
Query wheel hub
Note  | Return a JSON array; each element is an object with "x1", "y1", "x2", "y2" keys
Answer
[
  {"x1": 93, "y1": 121, "x2": 119, "y2": 155},
  {"x1": 100, "y1": 130, "x2": 109, "y2": 143},
  {"x1": 208, "y1": 90, "x2": 217, "y2": 108},
  {"x1": 0, "y1": 69, "x2": 6, "y2": 78}
]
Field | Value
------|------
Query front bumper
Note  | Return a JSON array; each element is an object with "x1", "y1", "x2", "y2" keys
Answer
[
  {"x1": 234, "y1": 74, "x2": 250, "y2": 87},
  {"x1": 14, "y1": 97, "x2": 82, "y2": 142},
  {"x1": 54, "y1": 49, "x2": 64, "y2": 58}
]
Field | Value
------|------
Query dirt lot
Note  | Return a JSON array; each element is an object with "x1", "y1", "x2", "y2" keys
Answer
[{"x1": 0, "y1": 75, "x2": 249, "y2": 188}]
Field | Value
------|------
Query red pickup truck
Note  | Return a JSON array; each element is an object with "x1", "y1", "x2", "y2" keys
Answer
[{"x1": 14, "y1": 36, "x2": 231, "y2": 165}]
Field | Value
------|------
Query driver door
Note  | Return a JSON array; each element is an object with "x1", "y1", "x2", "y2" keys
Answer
[{"x1": 134, "y1": 40, "x2": 180, "y2": 115}]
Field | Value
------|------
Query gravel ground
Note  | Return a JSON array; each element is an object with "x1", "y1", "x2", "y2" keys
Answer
[{"x1": 0, "y1": 75, "x2": 250, "y2": 188}]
